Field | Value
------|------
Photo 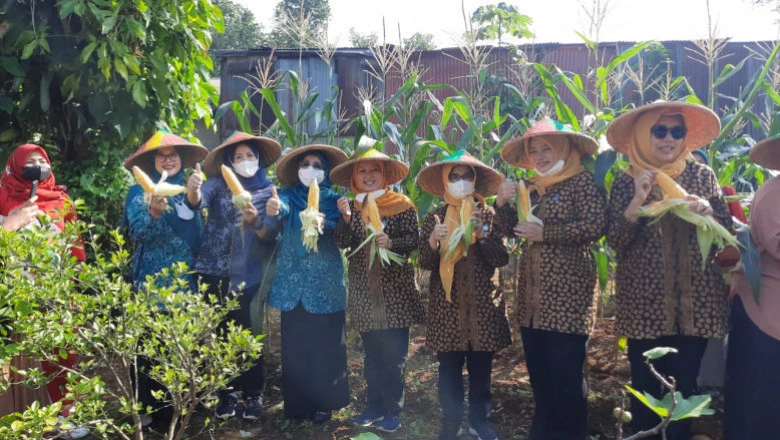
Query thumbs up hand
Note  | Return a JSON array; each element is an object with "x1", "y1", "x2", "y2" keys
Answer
[
  {"x1": 266, "y1": 186, "x2": 281, "y2": 216},
  {"x1": 428, "y1": 214, "x2": 449, "y2": 250},
  {"x1": 496, "y1": 175, "x2": 516, "y2": 207},
  {"x1": 188, "y1": 163, "x2": 203, "y2": 192}
]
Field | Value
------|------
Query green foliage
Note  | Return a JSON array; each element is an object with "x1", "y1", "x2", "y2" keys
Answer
[
  {"x1": 270, "y1": 0, "x2": 331, "y2": 48},
  {"x1": 212, "y1": 0, "x2": 265, "y2": 51},
  {"x1": 471, "y1": 2, "x2": 534, "y2": 46},
  {"x1": 403, "y1": 32, "x2": 436, "y2": 51},
  {"x1": 0, "y1": 218, "x2": 263, "y2": 440},
  {"x1": 348, "y1": 27, "x2": 378, "y2": 48}
]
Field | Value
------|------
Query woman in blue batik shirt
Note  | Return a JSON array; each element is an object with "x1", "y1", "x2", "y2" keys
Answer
[{"x1": 268, "y1": 144, "x2": 350, "y2": 424}]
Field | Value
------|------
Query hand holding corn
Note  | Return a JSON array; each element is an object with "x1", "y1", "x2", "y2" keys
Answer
[
  {"x1": 149, "y1": 195, "x2": 168, "y2": 219},
  {"x1": 266, "y1": 186, "x2": 281, "y2": 216},
  {"x1": 685, "y1": 194, "x2": 713, "y2": 216},
  {"x1": 376, "y1": 232, "x2": 392, "y2": 249},
  {"x1": 337, "y1": 197, "x2": 351, "y2": 221},
  {"x1": 429, "y1": 214, "x2": 448, "y2": 250},
  {"x1": 624, "y1": 170, "x2": 656, "y2": 221},
  {"x1": 496, "y1": 177, "x2": 516, "y2": 207},
  {"x1": 514, "y1": 222, "x2": 543, "y2": 242},
  {"x1": 470, "y1": 208, "x2": 485, "y2": 239},
  {"x1": 241, "y1": 201, "x2": 258, "y2": 225}
]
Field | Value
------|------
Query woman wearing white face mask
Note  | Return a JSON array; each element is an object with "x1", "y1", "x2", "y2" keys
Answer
[
  {"x1": 497, "y1": 118, "x2": 605, "y2": 440},
  {"x1": 268, "y1": 144, "x2": 350, "y2": 423},
  {"x1": 197, "y1": 131, "x2": 283, "y2": 421},
  {"x1": 417, "y1": 150, "x2": 510, "y2": 440}
]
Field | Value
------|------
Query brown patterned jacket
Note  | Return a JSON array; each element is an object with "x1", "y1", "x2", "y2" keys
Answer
[
  {"x1": 335, "y1": 204, "x2": 425, "y2": 332},
  {"x1": 606, "y1": 160, "x2": 732, "y2": 339},
  {"x1": 496, "y1": 171, "x2": 607, "y2": 335},
  {"x1": 419, "y1": 203, "x2": 512, "y2": 353}
]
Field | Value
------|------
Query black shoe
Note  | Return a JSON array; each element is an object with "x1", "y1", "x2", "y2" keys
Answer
[
  {"x1": 242, "y1": 396, "x2": 262, "y2": 420},
  {"x1": 312, "y1": 411, "x2": 331, "y2": 424},
  {"x1": 215, "y1": 393, "x2": 237, "y2": 419},
  {"x1": 438, "y1": 421, "x2": 463, "y2": 440}
]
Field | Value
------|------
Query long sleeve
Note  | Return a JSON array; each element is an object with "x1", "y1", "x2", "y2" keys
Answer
[
  {"x1": 752, "y1": 180, "x2": 780, "y2": 260},
  {"x1": 126, "y1": 187, "x2": 175, "y2": 243},
  {"x1": 493, "y1": 202, "x2": 518, "y2": 239},
  {"x1": 543, "y1": 180, "x2": 607, "y2": 246},
  {"x1": 334, "y1": 201, "x2": 365, "y2": 250},
  {"x1": 472, "y1": 207, "x2": 509, "y2": 269},
  {"x1": 418, "y1": 208, "x2": 442, "y2": 271},
  {"x1": 606, "y1": 174, "x2": 643, "y2": 254},
  {"x1": 388, "y1": 208, "x2": 420, "y2": 257},
  {"x1": 251, "y1": 186, "x2": 282, "y2": 241}
]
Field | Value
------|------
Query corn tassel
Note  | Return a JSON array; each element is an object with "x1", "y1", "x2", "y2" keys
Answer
[
  {"x1": 654, "y1": 173, "x2": 689, "y2": 199},
  {"x1": 299, "y1": 180, "x2": 322, "y2": 253},
  {"x1": 221, "y1": 165, "x2": 252, "y2": 209}
]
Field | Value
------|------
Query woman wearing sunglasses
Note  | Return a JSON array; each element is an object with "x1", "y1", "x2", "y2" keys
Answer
[
  {"x1": 417, "y1": 151, "x2": 511, "y2": 440},
  {"x1": 605, "y1": 102, "x2": 730, "y2": 440},
  {"x1": 495, "y1": 118, "x2": 606, "y2": 440}
]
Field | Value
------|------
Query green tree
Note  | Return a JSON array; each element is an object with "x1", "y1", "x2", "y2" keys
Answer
[
  {"x1": 403, "y1": 32, "x2": 436, "y2": 51},
  {"x1": 269, "y1": 0, "x2": 331, "y2": 48},
  {"x1": 471, "y1": 2, "x2": 533, "y2": 46},
  {"x1": 0, "y1": 0, "x2": 222, "y2": 243},
  {"x1": 348, "y1": 27, "x2": 378, "y2": 48},
  {"x1": 212, "y1": 0, "x2": 265, "y2": 51}
]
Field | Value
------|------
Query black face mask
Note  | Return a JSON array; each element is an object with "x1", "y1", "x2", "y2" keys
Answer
[{"x1": 21, "y1": 165, "x2": 51, "y2": 182}]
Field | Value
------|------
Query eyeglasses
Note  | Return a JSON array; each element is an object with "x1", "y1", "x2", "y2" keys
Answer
[
  {"x1": 155, "y1": 152, "x2": 179, "y2": 162},
  {"x1": 448, "y1": 171, "x2": 475, "y2": 183},
  {"x1": 651, "y1": 125, "x2": 687, "y2": 140}
]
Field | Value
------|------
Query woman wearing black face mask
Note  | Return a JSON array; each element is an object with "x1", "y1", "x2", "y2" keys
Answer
[
  {"x1": 0, "y1": 143, "x2": 89, "y2": 438},
  {"x1": 196, "y1": 131, "x2": 283, "y2": 421}
]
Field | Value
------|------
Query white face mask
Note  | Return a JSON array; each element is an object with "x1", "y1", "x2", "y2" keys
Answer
[
  {"x1": 447, "y1": 180, "x2": 475, "y2": 199},
  {"x1": 536, "y1": 159, "x2": 565, "y2": 177},
  {"x1": 355, "y1": 189, "x2": 386, "y2": 203},
  {"x1": 233, "y1": 159, "x2": 260, "y2": 178},
  {"x1": 298, "y1": 166, "x2": 325, "y2": 187}
]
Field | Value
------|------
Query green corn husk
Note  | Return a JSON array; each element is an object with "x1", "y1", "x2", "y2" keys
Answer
[
  {"x1": 636, "y1": 199, "x2": 739, "y2": 268},
  {"x1": 445, "y1": 213, "x2": 477, "y2": 260},
  {"x1": 346, "y1": 225, "x2": 406, "y2": 268}
]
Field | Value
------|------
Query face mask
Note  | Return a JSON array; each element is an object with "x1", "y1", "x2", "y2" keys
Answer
[
  {"x1": 233, "y1": 159, "x2": 259, "y2": 178},
  {"x1": 298, "y1": 166, "x2": 325, "y2": 187},
  {"x1": 536, "y1": 159, "x2": 565, "y2": 177},
  {"x1": 355, "y1": 189, "x2": 386, "y2": 203},
  {"x1": 21, "y1": 165, "x2": 51, "y2": 182},
  {"x1": 447, "y1": 179, "x2": 475, "y2": 199}
]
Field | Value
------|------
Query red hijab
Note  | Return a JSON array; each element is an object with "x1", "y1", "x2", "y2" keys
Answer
[{"x1": 0, "y1": 144, "x2": 85, "y2": 260}]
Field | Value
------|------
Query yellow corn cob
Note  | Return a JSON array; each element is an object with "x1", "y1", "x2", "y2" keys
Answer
[
  {"x1": 364, "y1": 192, "x2": 383, "y2": 231},
  {"x1": 654, "y1": 173, "x2": 688, "y2": 199},
  {"x1": 221, "y1": 165, "x2": 244, "y2": 196},
  {"x1": 132, "y1": 166, "x2": 156, "y2": 194},
  {"x1": 307, "y1": 179, "x2": 320, "y2": 209},
  {"x1": 516, "y1": 180, "x2": 530, "y2": 222}
]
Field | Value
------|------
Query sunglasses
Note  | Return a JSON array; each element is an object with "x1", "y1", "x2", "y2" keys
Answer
[
  {"x1": 651, "y1": 125, "x2": 687, "y2": 140},
  {"x1": 448, "y1": 171, "x2": 475, "y2": 183}
]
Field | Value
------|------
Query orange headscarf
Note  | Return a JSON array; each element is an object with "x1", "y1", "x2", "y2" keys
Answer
[
  {"x1": 626, "y1": 109, "x2": 692, "y2": 179},
  {"x1": 525, "y1": 135, "x2": 585, "y2": 195},
  {"x1": 351, "y1": 160, "x2": 415, "y2": 225},
  {"x1": 439, "y1": 163, "x2": 484, "y2": 301}
]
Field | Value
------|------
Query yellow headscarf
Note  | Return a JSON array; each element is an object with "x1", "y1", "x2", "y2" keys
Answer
[
  {"x1": 626, "y1": 109, "x2": 692, "y2": 178},
  {"x1": 439, "y1": 163, "x2": 484, "y2": 301},
  {"x1": 351, "y1": 159, "x2": 415, "y2": 224},
  {"x1": 525, "y1": 135, "x2": 585, "y2": 195}
]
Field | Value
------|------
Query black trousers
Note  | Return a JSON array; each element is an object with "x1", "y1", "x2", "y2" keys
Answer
[
  {"x1": 627, "y1": 335, "x2": 708, "y2": 440},
  {"x1": 360, "y1": 327, "x2": 409, "y2": 416},
  {"x1": 724, "y1": 297, "x2": 780, "y2": 440},
  {"x1": 520, "y1": 327, "x2": 589, "y2": 440},
  {"x1": 199, "y1": 274, "x2": 265, "y2": 398},
  {"x1": 437, "y1": 349, "x2": 494, "y2": 425}
]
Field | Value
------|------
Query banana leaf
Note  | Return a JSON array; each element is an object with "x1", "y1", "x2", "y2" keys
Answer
[{"x1": 735, "y1": 221, "x2": 762, "y2": 304}]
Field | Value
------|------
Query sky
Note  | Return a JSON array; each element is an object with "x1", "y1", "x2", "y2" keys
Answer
[{"x1": 233, "y1": 0, "x2": 780, "y2": 47}]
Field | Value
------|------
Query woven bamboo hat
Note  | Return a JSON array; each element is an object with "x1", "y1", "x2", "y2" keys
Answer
[
  {"x1": 329, "y1": 148, "x2": 409, "y2": 187},
  {"x1": 416, "y1": 150, "x2": 502, "y2": 197},
  {"x1": 203, "y1": 131, "x2": 282, "y2": 177},
  {"x1": 606, "y1": 100, "x2": 721, "y2": 153},
  {"x1": 750, "y1": 135, "x2": 780, "y2": 170},
  {"x1": 501, "y1": 117, "x2": 598, "y2": 169},
  {"x1": 275, "y1": 144, "x2": 349, "y2": 187},
  {"x1": 123, "y1": 130, "x2": 208, "y2": 174}
]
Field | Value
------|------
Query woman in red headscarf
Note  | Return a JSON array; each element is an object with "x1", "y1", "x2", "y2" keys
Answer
[{"x1": 0, "y1": 144, "x2": 85, "y2": 426}]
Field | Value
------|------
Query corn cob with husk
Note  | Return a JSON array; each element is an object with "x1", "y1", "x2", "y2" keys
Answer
[
  {"x1": 515, "y1": 180, "x2": 542, "y2": 225},
  {"x1": 346, "y1": 193, "x2": 405, "y2": 267},
  {"x1": 132, "y1": 166, "x2": 187, "y2": 198},
  {"x1": 445, "y1": 196, "x2": 477, "y2": 259},
  {"x1": 637, "y1": 173, "x2": 738, "y2": 268},
  {"x1": 299, "y1": 179, "x2": 323, "y2": 253},
  {"x1": 221, "y1": 165, "x2": 253, "y2": 209}
]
